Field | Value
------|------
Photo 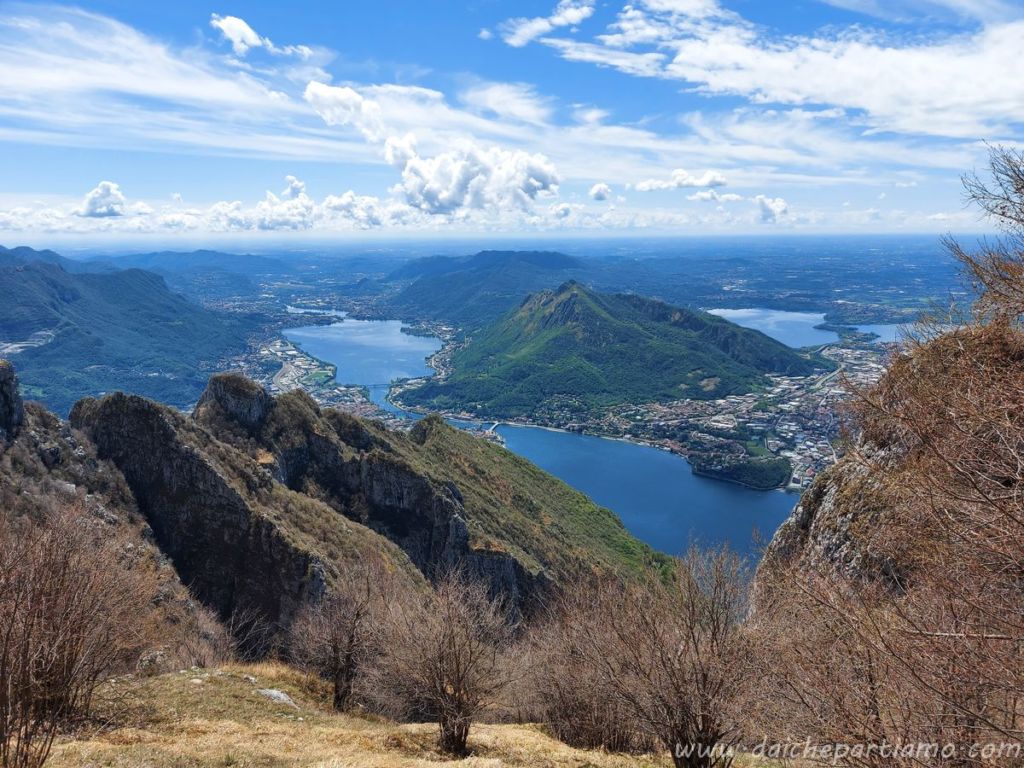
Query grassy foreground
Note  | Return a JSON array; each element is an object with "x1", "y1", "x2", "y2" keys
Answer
[{"x1": 49, "y1": 663, "x2": 674, "y2": 768}]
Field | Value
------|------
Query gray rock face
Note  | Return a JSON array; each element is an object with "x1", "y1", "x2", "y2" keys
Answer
[
  {"x1": 353, "y1": 449, "x2": 538, "y2": 607},
  {"x1": 193, "y1": 379, "x2": 543, "y2": 608},
  {"x1": 71, "y1": 392, "x2": 327, "y2": 640},
  {"x1": 761, "y1": 442, "x2": 899, "y2": 586},
  {"x1": 0, "y1": 359, "x2": 24, "y2": 443},
  {"x1": 193, "y1": 373, "x2": 275, "y2": 434}
]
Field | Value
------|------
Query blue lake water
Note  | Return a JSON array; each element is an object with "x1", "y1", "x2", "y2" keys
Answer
[
  {"x1": 284, "y1": 320, "x2": 442, "y2": 411},
  {"x1": 856, "y1": 323, "x2": 903, "y2": 343},
  {"x1": 497, "y1": 425, "x2": 795, "y2": 556},
  {"x1": 282, "y1": 320, "x2": 797, "y2": 557},
  {"x1": 708, "y1": 308, "x2": 839, "y2": 347},
  {"x1": 709, "y1": 308, "x2": 904, "y2": 347}
]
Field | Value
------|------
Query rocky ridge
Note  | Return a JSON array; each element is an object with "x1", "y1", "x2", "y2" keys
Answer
[
  {"x1": 0, "y1": 359, "x2": 23, "y2": 442},
  {"x1": 3, "y1": 361, "x2": 658, "y2": 646},
  {"x1": 193, "y1": 374, "x2": 547, "y2": 607},
  {"x1": 70, "y1": 389, "x2": 423, "y2": 637}
]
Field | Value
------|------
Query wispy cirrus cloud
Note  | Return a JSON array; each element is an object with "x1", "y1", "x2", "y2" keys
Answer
[
  {"x1": 0, "y1": 2, "x2": 999, "y2": 236},
  {"x1": 512, "y1": 0, "x2": 1024, "y2": 139},
  {"x1": 499, "y1": 0, "x2": 596, "y2": 47}
]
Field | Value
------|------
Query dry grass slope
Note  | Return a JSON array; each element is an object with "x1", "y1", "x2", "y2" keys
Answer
[{"x1": 49, "y1": 663, "x2": 677, "y2": 768}]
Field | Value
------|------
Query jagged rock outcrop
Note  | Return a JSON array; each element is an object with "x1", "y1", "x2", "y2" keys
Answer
[
  {"x1": 194, "y1": 375, "x2": 542, "y2": 607},
  {"x1": 0, "y1": 366, "x2": 206, "y2": 667},
  {"x1": 1, "y1": 360, "x2": 655, "y2": 652},
  {"x1": 0, "y1": 359, "x2": 24, "y2": 443},
  {"x1": 760, "y1": 441, "x2": 901, "y2": 587},
  {"x1": 71, "y1": 390, "x2": 422, "y2": 636},
  {"x1": 193, "y1": 372, "x2": 274, "y2": 435}
]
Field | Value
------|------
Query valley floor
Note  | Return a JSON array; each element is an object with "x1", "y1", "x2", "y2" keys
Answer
[{"x1": 50, "y1": 663, "x2": 676, "y2": 768}]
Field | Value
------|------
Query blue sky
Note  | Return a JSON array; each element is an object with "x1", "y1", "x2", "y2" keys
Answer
[{"x1": 0, "y1": 0, "x2": 1020, "y2": 242}]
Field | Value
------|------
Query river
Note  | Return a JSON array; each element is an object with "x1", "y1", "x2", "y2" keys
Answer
[{"x1": 284, "y1": 318, "x2": 796, "y2": 557}]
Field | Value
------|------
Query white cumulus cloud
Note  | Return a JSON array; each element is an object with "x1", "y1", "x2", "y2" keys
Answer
[
  {"x1": 282, "y1": 175, "x2": 307, "y2": 199},
  {"x1": 635, "y1": 169, "x2": 728, "y2": 192},
  {"x1": 589, "y1": 182, "x2": 613, "y2": 201},
  {"x1": 304, "y1": 81, "x2": 387, "y2": 141},
  {"x1": 754, "y1": 194, "x2": 789, "y2": 223},
  {"x1": 305, "y1": 82, "x2": 560, "y2": 217},
  {"x1": 210, "y1": 13, "x2": 312, "y2": 58},
  {"x1": 78, "y1": 181, "x2": 126, "y2": 218},
  {"x1": 393, "y1": 139, "x2": 559, "y2": 215}
]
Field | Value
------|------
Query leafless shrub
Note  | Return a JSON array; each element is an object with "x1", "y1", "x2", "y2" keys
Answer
[
  {"x1": 168, "y1": 604, "x2": 268, "y2": 671},
  {"x1": 751, "y1": 145, "x2": 1024, "y2": 765},
  {"x1": 0, "y1": 506, "x2": 154, "y2": 768},
  {"x1": 287, "y1": 561, "x2": 394, "y2": 712},
  {"x1": 367, "y1": 571, "x2": 516, "y2": 757},
  {"x1": 536, "y1": 548, "x2": 752, "y2": 768},
  {"x1": 525, "y1": 589, "x2": 653, "y2": 753}
]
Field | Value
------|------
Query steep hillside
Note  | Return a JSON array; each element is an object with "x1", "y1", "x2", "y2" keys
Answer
[
  {"x1": 0, "y1": 360, "x2": 222, "y2": 666},
  {"x1": 193, "y1": 373, "x2": 665, "y2": 607},
  {"x1": 70, "y1": 387, "x2": 425, "y2": 637},
  {"x1": 3, "y1": 356, "x2": 660, "y2": 641},
  {"x1": 0, "y1": 254, "x2": 254, "y2": 414},
  {"x1": 400, "y1": 281, "x2": 821, "y2": 418},
  {"x1": 387, "y1": 250, "x2": 585, "y2": 330}
]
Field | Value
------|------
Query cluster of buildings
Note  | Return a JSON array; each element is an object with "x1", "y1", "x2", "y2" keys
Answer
[
  {"x1": 231, "y1": 337, "x2": 390, "y2": 422},
  {"x1": 543, "y1": 342, "x2": 890, "y2": 490}
]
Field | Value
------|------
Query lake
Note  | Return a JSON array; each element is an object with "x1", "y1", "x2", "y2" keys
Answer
[
  {"x1": 497, "y1": 425, "x2": 795, "y2": 556},
  {"x1": 708, "y1": 308, "x2": 838, "y2": 347},
  {"x1": 284, "y1": 320, "x2": 442, "y2": 412},
  {"x1": 856, "y1": 323, "x2": 903, "y2": 343},
  {"x1": 283, "y1": 319, "x2": 796, "y2": 557},
  {"x1": 709, "y1": 308, "x2": 904, "y2": 347}
]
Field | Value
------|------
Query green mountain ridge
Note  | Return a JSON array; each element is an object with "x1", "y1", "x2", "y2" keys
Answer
[
  {"x1": 0, "y1": 248, "x2": 255, "y2": 414},
  {"x1": 400, "y1": 281, "x2": 823, "y2": 418}
]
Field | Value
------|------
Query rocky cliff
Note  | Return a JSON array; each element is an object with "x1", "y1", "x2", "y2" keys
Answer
[
  {"x1": 760, "y1": 427, "x2": 909, "y2": 597},
  {"x1": 193, "y1": 373, "x2": 664, "y2": 609},
  {"x1": 194, "y1": 374, "x2": 542, "y2": 607},
  {"x1": 0, "y1": 361, "x2": 210, "y2": 668},
  {"x1": 0, "y1": 359, "x2": 23, "y2": 442},
  {"x1": 2, "y1": 360, "x2": 658, "y2": 645},
  {"x1": 71, "y1": 390, "x2": 424, "y2": 638}
]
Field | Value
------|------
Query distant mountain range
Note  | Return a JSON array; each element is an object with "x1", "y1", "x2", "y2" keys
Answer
[
  {"x1": 93, "y1": 249, "x2": 291, "y2": 275},
  {"x1": 0, "y1": 245, "x2": 255, "y2": 414},
  {"x1": 399, "y1": 281, "x2": 822, "y2": 418},
  {"x1": 386, "y1": 250, "x2": 584, "y2": 330},
  {"x1": 0, "y1": 244, "x2": 112, "y2": 273}
]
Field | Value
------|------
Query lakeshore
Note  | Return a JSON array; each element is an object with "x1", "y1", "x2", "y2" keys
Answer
[{"x1": 269, "y1": 315, "x2": 804, "y2": 556}]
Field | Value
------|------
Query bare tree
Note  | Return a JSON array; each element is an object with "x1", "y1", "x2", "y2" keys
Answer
[
  {"x1": 548, "y1": 548, "x2": 753, "y2": 768},
  {"x1": 0, "y1": 506, "x2": 153, "y2": 768},
  {"x1": 526, "y1": 587, "x2": 653, "y2": 753},
  {"x1": 368, "y1": 572, "x2": 515, "y2": 757},
  {"x1": 288, "y1": 562, "x2": 391, "y2": 712}
]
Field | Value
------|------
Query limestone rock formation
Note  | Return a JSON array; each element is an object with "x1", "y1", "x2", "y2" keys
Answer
[
  {"x1": 193, "y1": 374, "x2": 542, "y2": 607},
  {"x1": 71, "y1": 391, "x2": 422, "y2": 637},
  {"x1": 0, "y1": 359, "x2": 24, "y2": 442},
  {"x1": 760, "y1": 441, "x2": 901, "y2": 589}
]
